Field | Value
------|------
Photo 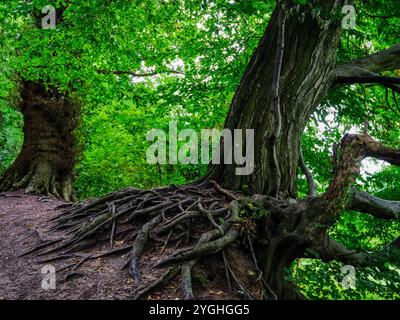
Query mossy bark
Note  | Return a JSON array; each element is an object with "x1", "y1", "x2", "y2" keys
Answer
[{"x1": 0, "y1": 81, "x2": 78, "y2": 201}]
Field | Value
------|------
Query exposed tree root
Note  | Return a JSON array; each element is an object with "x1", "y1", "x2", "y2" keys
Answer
[
  {"x1": 225, "y1": 261, "x2": 255, "y2": 300},
  {"x1": 25, "y1": 178, "x2": 333, "y2": 300},
  {"x1": 129, "y1": 215, "x2": 163, "y2": 281},
  {"x1": 181, "y1": 261, "x2": 196, "y2": 300},
  {"x1": 154, "y1": 226, "x2": 240, "y2": 268},
  {"x1": 30, "y1": 133, "x2": 400, "y2": 301},
  {"x1": 132, "y1": 267, "x2": 179, "y2": 300},
  {"x1": 28, "y1": 182, "x2": 270, "y2": 299}
]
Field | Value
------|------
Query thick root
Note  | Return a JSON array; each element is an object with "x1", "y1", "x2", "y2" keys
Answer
[
  {"x1": 129, "y1": 215, "x2": 163, "y2": 281},
  {"x1": 154, "y1": 226, "x2": 240, "y2": 268},
  {"x1": 29, "y1": 181, "x2": 307, "y2": 300},
  {"x1": 132, "y1": 267, "x2": 179, "y2": 300},
  {"x1": 27, "y1": 182, "x2": 256, "y2": 299}
]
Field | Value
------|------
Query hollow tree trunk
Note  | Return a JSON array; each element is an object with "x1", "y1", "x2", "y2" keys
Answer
[
  {"x1": 207, "y1": 2, "x2": 346, "y2": 199},
  {"x1": 0, "y1": 80, "x2": 78, "y2": 201}
]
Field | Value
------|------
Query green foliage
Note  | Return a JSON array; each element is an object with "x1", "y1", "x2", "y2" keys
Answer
[
  {"x1": 238, "y1": 198, "x2": 270, "y2": 220},
  {"x1": 0, "y1": 43, "x2": 21, "y2": 172},
  {"x1": 0, "y1": 105, "x2": 22, "y2": 173}
]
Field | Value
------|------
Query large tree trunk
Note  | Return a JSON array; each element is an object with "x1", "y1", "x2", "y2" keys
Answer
[
  {"x1": 207, "y1": 2, "x2": 345, "y2": 198},
  {"x1": 207, "y1": 1, "x2": 350, "y2": 298},
  {"x1": 0, "y1": 80, "x2": 78, "y2": 201}
]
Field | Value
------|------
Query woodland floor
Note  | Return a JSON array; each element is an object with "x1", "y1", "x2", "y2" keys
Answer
[{"x1": 0, "y1": 191, "x2": 253, "y2": 300}]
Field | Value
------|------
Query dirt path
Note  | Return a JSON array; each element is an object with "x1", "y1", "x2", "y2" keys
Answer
[
  {"x1": 0, "y1": 191, "x2": 164, "y2": 300},
  {"x1": 0, "y1": 191, "x2": 238, "y2": 300}
]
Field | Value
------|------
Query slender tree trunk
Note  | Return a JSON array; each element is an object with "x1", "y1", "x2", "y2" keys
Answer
[
  {"x1": 0, "y1": 80, "x2": 78, "y2": 201},
  {"x1": 207, "y1": 2, "x2": 346, "y2": 199}
]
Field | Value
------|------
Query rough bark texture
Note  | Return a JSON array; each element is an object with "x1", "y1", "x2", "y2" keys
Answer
[
  {"x1": 203, "y1": 1, "x2": 354, "y2": 298},
  {"x1": 207, "y1": 1, "x2": 349, "y2": 198},
  {"x1": 0, "y1": 81, "x2": 78, "y2": 201}
]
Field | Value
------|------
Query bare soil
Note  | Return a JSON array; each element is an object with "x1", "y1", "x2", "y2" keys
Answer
[{"x1": 0, "y1": 191, "x2": 259, "y2": 300}]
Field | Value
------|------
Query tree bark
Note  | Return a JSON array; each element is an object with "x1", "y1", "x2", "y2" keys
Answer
[
  {"x1": 0, "y1": 80, "x2": 78, "y2": 201},
  {"x1": 207, "y1": 1, "x2": 349, "y2": 198},
  {"x1": 204, "y1": 1, "x2": 355, "y2": 298}
]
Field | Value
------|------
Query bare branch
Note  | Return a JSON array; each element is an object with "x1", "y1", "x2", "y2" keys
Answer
[
  {"x1": 332, "y1": 44, "x2": 400, "y2": 93},
  {"x1": 298, "y1": 144, "x2": 317, "y2": 197},
  {"x1": 348, "y1": 188, "x2": 400, "y2": 220},
  {"x1": 310, "y1": 234, "x2": 400, "y2": 267},
  {"x1": 336, "y1": 44, "x2": 400, "y2": 75},
  {"x1": 336, "y1": 76, "x2": 400, "y2": 85},
  {"x1": 335, "y1": 75, "x2": 400, "y2": 94},
  {"x1": 365, "y1": 142, "x2": 400, "y2": 166}
]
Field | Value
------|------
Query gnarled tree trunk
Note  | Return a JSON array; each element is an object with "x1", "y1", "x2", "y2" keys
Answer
[
  {"x1": 207, "y1": 2, "x2": 345, "y2": 199},
  {"x1": 0, "y1": 80, "x2": 78, "y2": 201}
]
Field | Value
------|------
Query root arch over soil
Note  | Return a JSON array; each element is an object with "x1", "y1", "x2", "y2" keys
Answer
[{"x1": 27, "y1": 180, "x2": 299, "y2": 300}]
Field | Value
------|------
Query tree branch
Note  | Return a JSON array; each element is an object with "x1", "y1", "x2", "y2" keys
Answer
[
  {"x1": 26, "y1": 66, "x2": 184, "y2": 79},
  {"x1": 322, "y1": 134, "x2": 400, "y2": 219},
  {"x1": 348, "y1": 188, "x2": 400, "y2": 220},
  {"x1": 336, "y1": 44, "x2": 400, "y2": 74},
  {"x1": 335, "y1": 75, "x2": 400, "y2": 93},
  {"x1": 310, "y1": 234, "x2": 400, "y2": 267},
  {"x1": 332, "y1": 44, "x2": 400, "y2": 92},
  {"x1": 306, "y1": 134, "x2": 400, "y2": 268},
  {"x1": 298, "y1": 144, "x2": 316, "y2": 197},
  {"x1": 336, "y1": 76, "x2": 400, "y2": 85}
]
